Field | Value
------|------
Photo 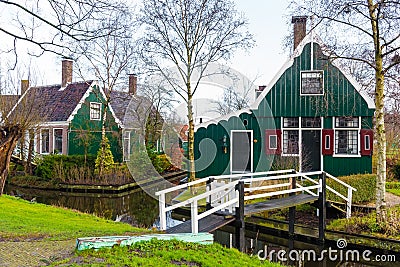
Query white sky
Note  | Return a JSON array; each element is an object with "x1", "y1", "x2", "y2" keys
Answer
[{"x1": 1, "y1": 0, "x2": 291, "y2": 104}]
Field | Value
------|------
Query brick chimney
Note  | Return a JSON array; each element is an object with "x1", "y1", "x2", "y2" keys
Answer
[
  {"x1": 128, "y1": 74, "x2": 137, "y2": 95},
  {"x1": 20, "y1": 79, "x2": 29, "y2": 95},
  {"x1": 61, "y1": 58, "x2": 73, "y2": 87},
  {"x1": 256, "y1": 85, "x2": 267, "y2": 98},
  {"x1": 292, "y1": 16, "x2": 307, "y2": 51}
]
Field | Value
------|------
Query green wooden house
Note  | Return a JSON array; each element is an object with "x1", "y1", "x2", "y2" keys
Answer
[
  {"x1": 194, "y1": 17, "x2": 375, "y2": 177},
  {"x1": 8, "y1": 60, "x2": 141, "y2": 162}
]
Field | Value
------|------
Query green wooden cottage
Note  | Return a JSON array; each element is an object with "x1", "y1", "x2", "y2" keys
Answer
[
  {"x1": 8, "y1": 59, "x2": 141, "y2": 162},
  {"x1": 194, "y1": 17, "x2": 375, "y2": 177}
]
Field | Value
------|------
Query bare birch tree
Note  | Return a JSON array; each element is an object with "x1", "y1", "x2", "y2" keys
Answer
[
  {"x1": 138, "y1": 0, "x2": 254, "y2": 182},
  {"x1": 289, "y1": 0, "x2": 400, "y2": 223}
]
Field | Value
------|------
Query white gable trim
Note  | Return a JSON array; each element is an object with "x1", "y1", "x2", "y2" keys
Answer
[
  {"x1": 194, "y1": 108, "x2": 252, "y2": 131},
  {"x1": 250, "y1": 33, "x2": 375, "y2": 110},
  {"x1": 66, "y1": 81, "x2": 123, "y2": 128}
]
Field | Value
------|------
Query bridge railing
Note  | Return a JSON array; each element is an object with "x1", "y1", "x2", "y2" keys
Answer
[
  {"x1": 155, "y1": 169, "x2": 296, "y2": 231},
  {"x1": 156, "y1": 170, "x2": 336, "y2": 233}
]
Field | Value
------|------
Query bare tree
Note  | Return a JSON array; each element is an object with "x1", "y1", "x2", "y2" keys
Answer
[
  {"x1": 138, "y1": 0, "x2": 254, "y2": 182},
  {"x1": 73, "y1": 7, "x2": 137, "y2": 175},
  {"x1": 0, "y1": 0, "x2": 129, "y2": 194},
  {"x1": 289, "y1": 0, "x2": 400, "y2": 223}
]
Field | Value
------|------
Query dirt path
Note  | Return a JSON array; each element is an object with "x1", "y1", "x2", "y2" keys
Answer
[{"x1": 0, "y1": 240, "x2": 75, "y2": 267}]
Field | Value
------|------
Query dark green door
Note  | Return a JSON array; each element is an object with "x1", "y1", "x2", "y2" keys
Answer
[{"x1": 302, "y1": 130, "x2": 321, "y2": 171}]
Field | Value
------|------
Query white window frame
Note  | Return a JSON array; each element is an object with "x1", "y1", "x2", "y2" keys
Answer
[
  {"x1": 90, "y1": 102, "x2": 102, "y2": 121},
  {"x1": 269, "y1": 135, "x2": 278, "y2": 150},
  {"x1": 123, "y1": 131, "x2": 131, "y2": 162},
  {"x1": 325, "y1": 135, "x2": 331, "y2": 150},
  {"x1": 300, "y1": 70, "x2": 324, "y2": 96},
  {"x1": 40, "y1": 128, "x2": 50, "y2": 154},
  {"x1": 282, "y1": 117, "x2": 300, "y2": 156},
  {"x1": 53, "y1": 128, "x2": 63, "y2": 154},
  {"x1": 364, "y1": 134, "x2": 371, "y2": 151},
  {"x1": 333, "y1": 116, "x2": 361, "y2": 158}
]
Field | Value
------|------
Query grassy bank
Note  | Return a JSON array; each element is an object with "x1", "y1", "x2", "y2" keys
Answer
[
  {"x1": 0, "y1": 195, "x2": 281, "y2": 266},
  {"x1": 54, "y1": 239, "x2": 282, "y2": 267},
  {"x1": 0, "y1": 195, "x2": 146, "y2": 240},
  {"x1": 327, "y1": 205, "x2": 400, "y2": 239}
]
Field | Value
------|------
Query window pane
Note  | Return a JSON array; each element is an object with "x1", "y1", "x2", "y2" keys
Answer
[
  {"x1": 54, "y1": 129, "x2": 63, "y2": 154},
  {"x1": 283, "y1": 117, "x2": 299, "y2": 128},
  {"x1": 41, "y1": 129, "x2": 49, "y2": 153},
  {"x1": 90, "y1": 103, "x2": 101, "y2": 120},
  {"x1": 335, "y1": 117, "x2": 359, "y2": 128},
  {"x1": 301, "y1": 71, "x2": 323, "y2": 94},
  {"x1": 283, "y1": 130, "x2": 299, "y2": 154},
  {"x1": 269, "y1": 135, "x2": 277, "y2": 149},
  {"x1": 335, "y1": 130, "x2": 358, "y2": 154},
  {"x1": 301, "y1": 117, "x2": 321, "y2": 128}
]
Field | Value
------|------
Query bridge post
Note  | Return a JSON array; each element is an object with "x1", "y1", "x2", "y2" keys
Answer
[
  {"x1": 288, "y1": 172, "x2": 296, "y2": 253},
  {"x1": 206, "y1": 178, "x2": 215, "y2": 211},
  {"x1": 235, "y1": 181, "x2": 245, "y2": 252},
  {"x1": 318, "y1": 172, "x2": 327, "y2": 244}
]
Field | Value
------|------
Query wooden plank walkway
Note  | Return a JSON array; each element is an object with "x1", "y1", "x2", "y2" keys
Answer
[
  {"x1": 166, "y1": 214, "x2": 235, "y2": 234},
  {"x1": 244, "y1": 194, "x2": 318, "y2": 216},
  {"x1": 166, "y1": 194, "x2": 318, "y2": 234}
]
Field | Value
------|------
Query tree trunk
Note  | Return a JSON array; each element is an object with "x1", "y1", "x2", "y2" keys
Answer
[
  {"x1": 368, "y1": 0, "x2": 386, "y2": 223},
  {"x1": 25, "y1": 130, "x2": 35, "y2": 175},
  {"x1": 0, "y1": 127, "x2": 23, "y2": 195},
  {"x1": 187, "y1": 86, "x2": 195, "y2": 182}
]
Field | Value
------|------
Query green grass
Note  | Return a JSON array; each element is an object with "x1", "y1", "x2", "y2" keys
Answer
[
  {"x1": 327, "y1": 206, "x2": 400, "y2": 240},
  {"x1": 52, "y1": 239, "x2": 282, "y2": 267},
  {"x1": 173, "y1": 186, "x2": 207, "y2": 206},
  {"x1": 0, "y1": 195, "x2": 147, "y2": 240},
  {"x1": 387, "y1": 189, "x2": 400, "y2": 196}
]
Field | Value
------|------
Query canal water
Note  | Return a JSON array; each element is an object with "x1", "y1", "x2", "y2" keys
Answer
[{"x1": 4, "y1": 185, "x2": 398, "y2": 266}]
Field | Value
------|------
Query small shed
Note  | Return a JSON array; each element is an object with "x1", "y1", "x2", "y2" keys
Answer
[{"x1": 194, "y1": 17, "x2": 375, "y2": 178}]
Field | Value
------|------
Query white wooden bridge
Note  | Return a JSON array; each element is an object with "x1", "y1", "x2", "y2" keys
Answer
[{"x1": 155, "y1": 169, "x2": 356, "y2": 249}]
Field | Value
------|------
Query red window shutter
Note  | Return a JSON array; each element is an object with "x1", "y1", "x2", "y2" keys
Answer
[
  {"x1": 322, "y1": 129, "x2": 334, "y2": 155},
  {"x1": 265, "y1": 129, "x2": 281, "y2": 155},
  {"x1": 360, "y1": 129, "x2": 373, "y2": 156}
]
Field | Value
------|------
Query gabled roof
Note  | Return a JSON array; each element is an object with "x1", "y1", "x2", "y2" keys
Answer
[
  {"x1": 109, "y1": 88, "x2": 157, "y2": 129},
  {"x1": 196, "y1": 33, "x2": 375, "y2": 131},
  {"x1": 251, "y1": 33, "x2": 375, "y2": 110},
  {"x1": 9, "y1": 81, "x2": 94, "y2": 122}
]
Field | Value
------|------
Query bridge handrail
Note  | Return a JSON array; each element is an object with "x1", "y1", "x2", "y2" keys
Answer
[
  {"x1": 155, "y1": 169, "x2": 295, "y2": 196},
  {"x1": 325, "y1": 172, "x2": 357, "y2": 192}
]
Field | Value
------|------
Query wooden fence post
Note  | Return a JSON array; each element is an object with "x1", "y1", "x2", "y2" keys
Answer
[
  {"x1": 235, "y1": 181, "x2": 245, "y2": 252},
  {"x1": 206, "y1": 177, "x2": 215, "y2": 211}
]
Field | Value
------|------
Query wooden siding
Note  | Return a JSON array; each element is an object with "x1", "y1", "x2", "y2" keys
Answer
[
  {"x1": 68, "y1": 85, "x2": 122, "y2": 161},
  {"x1": 254, "y1": 43, "x2": 374, "y2": 118},
  {"x1": 194, "y1": 42, "x2": 374, "y2": 178}
]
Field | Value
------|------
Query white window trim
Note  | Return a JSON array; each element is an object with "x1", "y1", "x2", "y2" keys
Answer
[
  {"x1": 123, "y1": 131, "x2": 131, "y2": 162},
  {"x1": 364, "y1": 134, "x2": 371, "y2": 151},
  {"x1": 40, "y1": 128, "x2": 50, "y2": 154},
  {"x1": 269, "y1": 135, "x2": 278, "y2": 150},
  {"x1": 333, "y1": 116, "x2": 361, "y2": 158},
  {"x1": 281, "y1": 117, "x2": 300, "y2": 157},
  {"x1": 90, "y1": 102, "x2": 102, "y2": 121},
  {"x1": 300, "y1": 70, "x2": 324, "y2": 96},
  {"x1": 53, "y1": 128, "x2": 63, "y2": 154},
  {"x1": 324, "y1": 135, "x2": 331, "y2": 150}
]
